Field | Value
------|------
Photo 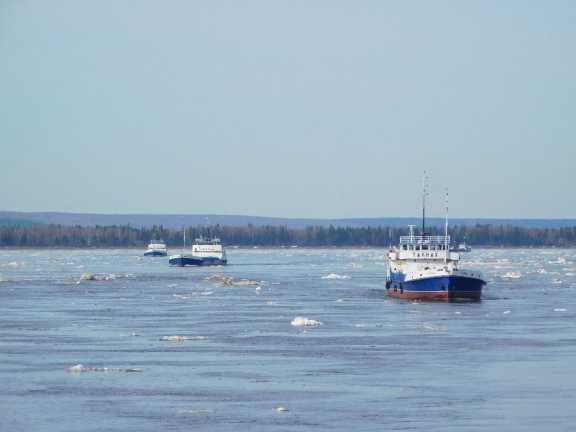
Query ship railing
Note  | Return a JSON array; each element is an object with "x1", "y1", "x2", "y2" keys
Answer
[
  {"x1": 399, "y1": 235, "x2": 450, "y2": 246},
  {"x1": 194, "y1": 237, "x2": 221, "y2": 245}
]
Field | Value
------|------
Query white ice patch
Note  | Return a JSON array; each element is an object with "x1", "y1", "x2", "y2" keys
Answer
[
  {"x1": 549, "y1": 257, "x2": 567, "y2": 264},
  {"x1": 554, "y1": 308, "x2": 567, "y2": 312},
  {"x1": 321, "y1": 273, "x2": 350, "y2": 280},
  {"x1": 291, "y1": 316, "x2": 322, "y2": 327},
  {"x1": 501, "y1": 272, "x2": 521, "y2": 279},
  {"x1": 275, "y1": 406, "x2": 289, "y2": 412},
  {"x1": 76, "y1": 273, "x2": 118, "y2": 283},
  {"x1": 205, "y1": 274, "x2": 263, "y2": 287},
  {"x1": 159, "y1": 335, "x2": 207, "y2": 342},
  {"x1": 67, "y1": 364, "x2": 142, "y2": 373}
]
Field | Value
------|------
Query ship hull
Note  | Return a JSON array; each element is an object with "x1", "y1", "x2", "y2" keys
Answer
[
  {"x1": 169, "y1": 255, "x2": 227, "y2": 266},
  {"x1": 144, "y1": 250, "x2": 167, "y2": 257},
  {"x1": 386, "y1": 275, "x2": 484, "y2": 301}
]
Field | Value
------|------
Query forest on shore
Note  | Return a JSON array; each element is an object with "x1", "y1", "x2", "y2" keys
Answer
[{"x1": 1, "y1": 223, "x2": 576, "y2": 248}]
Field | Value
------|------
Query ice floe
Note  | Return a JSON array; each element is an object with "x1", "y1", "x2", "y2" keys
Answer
[
  {"x1": 321, "y1": 273, "x2": 350, "y2": 280},
  {"x1": 417, "y1": 322, "x2": 447, "y2": 331},
  {"x1": 67, "y1": 364, "x2": 142, "y2": 373},
  {"x1": 291, "y1": 316, "x2": 322, "y2": 327},
  {"x1": 205, "y1": 274, "x2": 263, "y2": 287},
  {"x1": 275, "y1": 406, "x2": 289, "y2": 412},
  {"x1": 76, "y1": 273, "x2": 118, "y2": 283},
  {"x1": 159, "y1": 335, "x2": 207, "y2": 342},
  {"x1": 501, "y1": 271, "x2": 521, "y2": 279},
  {"x1": 549, "y1": 257, "x2": 567, "y2": 264},
  {"x1": 554, "y1": 308, "x2": 567, "y2": 312}
]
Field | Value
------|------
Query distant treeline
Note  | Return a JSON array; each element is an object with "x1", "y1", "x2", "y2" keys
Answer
[{"x1": 1, "y1": 224, "x2": 576, "y2": 248}]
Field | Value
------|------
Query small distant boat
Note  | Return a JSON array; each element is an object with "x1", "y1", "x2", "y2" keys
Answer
[
  {"x1": 451, "y1": 242, "x2": 472, "y2": 253},
  {"x1": 144, "y1": 240, "x2": 167, "y2": 256},
  {"x1": 169, "y1": 236, "x2": 227, "y2": 266}
]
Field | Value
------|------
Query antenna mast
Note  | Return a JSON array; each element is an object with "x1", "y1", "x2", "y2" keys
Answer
[
  {"x1": 421, "y1": 172, "x2": 428, "y2": 236},
  {"x1": 444, "y1": 189, "x2": 449, "y2": 263}
]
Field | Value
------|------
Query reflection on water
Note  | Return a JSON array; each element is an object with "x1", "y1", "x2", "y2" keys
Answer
[{"x1": 1, "y1": 248, "x2": 575, "y2": 431}]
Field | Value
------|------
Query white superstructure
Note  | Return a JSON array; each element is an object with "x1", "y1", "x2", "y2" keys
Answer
[
  {"x1": 145, "y1": 240, "x2": 167, "y2": 256},
  {"x1": 191, "y1": 238, "x2": 227, "y2": 260}
]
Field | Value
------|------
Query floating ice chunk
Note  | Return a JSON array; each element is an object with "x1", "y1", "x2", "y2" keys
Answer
[
  {"x1": 232, "y1": 279, "x2": 261, "y2": 286},
  {"x1": 418, "y1": 322, "x2": 447, "y2": 331},
  {"x1": 554, "y1": 308, "x2": 567, "y2": 312},
  {"x1": 159, "y1": 335, "x2": 206, "y2": 342},
  {"x1": 205, "y1": 274, "x2": 263, "y2": 287},
  {"x1": 178, "y1": 409, "x2": 214, "y2": 416},
  {"x1": 160, "y1": 335, "x2": 186, "y2": 342},
  {"x1": 503, "y1": 310, "x2": 511, "y2": 314},
  {"x1": 553, "y1": 279, "x2": 563, "y2": 284},
  {"x1": 68, "y1": 364, "x2": 85, "y2": 373},
  {"x1": 537, "y1": 269, "x2": 548, "y2": 274},
  {"x1": 77, "y1": 273, "x2": 117, "y2": 283},
  {"x1": 275, "y1": 406, "x2": 289, "y2": 412},
  {"x1": 291, "y1": 316, "x2": 322, "y2": 327},
  {"x1": 501, "y1": 272, "x2": 521, "y2": 279},
  {"x1": 321, "y1": 273, "x2": 350, "y2": 280},
  {"x1": 67, "y1": 364, "x2": 142, "y2": 373},
  {"x1": 78, "y1": 273, "x2": 95, "y2": 282},
  {"x1": 549, "y1": 257, "x2": 567, "y2": 264}
]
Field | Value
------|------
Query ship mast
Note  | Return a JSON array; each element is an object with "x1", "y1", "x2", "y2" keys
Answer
[
  {"x1": 444, "y1": 188, "x2": 449, "y2": 263},
  {"x1": 421, "y1": 172, "x2": 428, "y2": 236}
]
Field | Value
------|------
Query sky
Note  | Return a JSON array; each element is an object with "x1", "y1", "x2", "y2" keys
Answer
[{"x1": 1, "y1": 1, "x2": 575, "y2": 218}]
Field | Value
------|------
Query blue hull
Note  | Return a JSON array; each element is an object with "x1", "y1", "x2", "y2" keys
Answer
[
  {"x1": 169, "y1": 256, "x2": 227, "y2": 266},
  {"x1": 144, "y1": 251, "x2": 167, "y2": 257},
  {"x1": 386, "y1": 275, "x2": 485, "y2": 300}
]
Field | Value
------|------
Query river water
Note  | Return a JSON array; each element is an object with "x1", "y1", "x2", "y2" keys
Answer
[{"x1": 1, "y1": 248, "x2": 575, "y2": 431}]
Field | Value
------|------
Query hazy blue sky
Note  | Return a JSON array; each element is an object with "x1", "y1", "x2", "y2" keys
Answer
[{"x1": 1, "y1": 1, "x2": 575, "y2": 218}]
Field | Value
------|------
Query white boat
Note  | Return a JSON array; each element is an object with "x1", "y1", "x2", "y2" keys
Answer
[
  {"x1": 144, "y1": 240, "x2": 167, "y2": 256},
  {"x1": 169, "y1": 236, "x2": 227, "y2": 266},
  {"x1": 385, "y1": 182, "x2": 486, "y2": 301}
]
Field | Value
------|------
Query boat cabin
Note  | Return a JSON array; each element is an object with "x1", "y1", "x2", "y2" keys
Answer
[{"x1": 389, "y1": 234, "x2": 460, "y2": 262}]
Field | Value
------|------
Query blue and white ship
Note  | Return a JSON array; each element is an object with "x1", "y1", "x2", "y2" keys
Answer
[
  {"x1": 169, "y1": 237, "x2": 227, "y2": 266},
  {"x1": 385, "y1": 187, "x2": 485, "y2": 301},
  {"x1": 144, "y1": 240, "x2": 167, "y2": 257}
]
